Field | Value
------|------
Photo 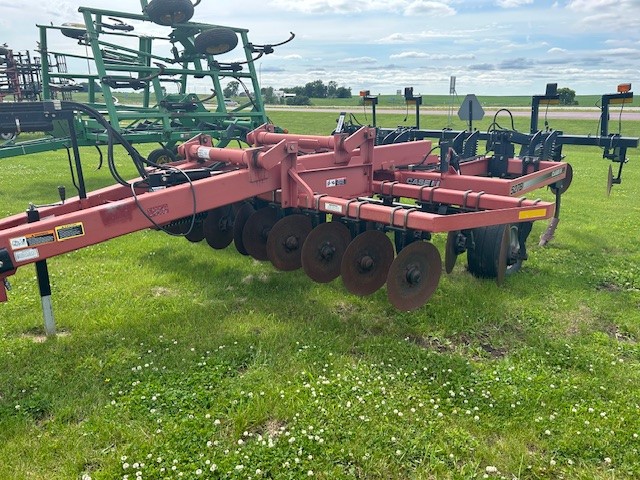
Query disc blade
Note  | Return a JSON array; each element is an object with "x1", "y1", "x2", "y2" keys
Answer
[
  {"x1": 607, "y1": 164, "x2": 613, "y2": 196},
  {"x1": 233, "y1": 202, "x2": 255, "y2": 255},
  {"x1": 242, "y1": 207, "x2": 279, "y2": 261},
  {"x1": 387, "y1": 241, "x2": 442, "y2": 311},
  {"x1": 301, "y1": 222, "x2": 352, "y2": 283},
  {"x1": 341, "y1": 230, "x2": 394, "y2": 296},
  {"x1": 185, "y1": 222, "x2": 205, "y2": 243},
  {"x1": 266, "y1": 215, "x2": 313, "y2": 271},
  {"x1": 203, "y1": 206, "x2": 234, "y2": 249},
  {"x1": 550, "y1": 163, "x2": 573, "y2": 195},
  {"x1": 445, "y1": 230, "x2": 460, "y2": 274}
]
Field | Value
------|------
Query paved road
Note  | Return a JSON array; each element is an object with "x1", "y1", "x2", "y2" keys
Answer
[{"x1": 267, "y1": 106, "x2": 640, "y2": 121}]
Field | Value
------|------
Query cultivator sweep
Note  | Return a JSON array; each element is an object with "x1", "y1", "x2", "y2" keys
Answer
[
  {"x1": 0, "y1": 0, "x2": 292, "y2": 159},
  {"x1": 1, "y1": 99, "x2": 572, "y2": 328}
]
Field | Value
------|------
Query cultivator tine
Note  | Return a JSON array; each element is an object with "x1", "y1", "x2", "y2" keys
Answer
[
  {"x1": 496, "y1": 225, "x2": 511, "y2": 286},
  {"x1": 445, "y1": 230, "x2": 464, "y2": 274},
  {"x1": 387, "y1": 242, "x2": 442, "y2": 311}
]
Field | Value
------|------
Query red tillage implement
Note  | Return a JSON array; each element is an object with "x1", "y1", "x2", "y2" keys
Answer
[{"x1": 0, "y1": 108, "x2": 566, "y2": 316}]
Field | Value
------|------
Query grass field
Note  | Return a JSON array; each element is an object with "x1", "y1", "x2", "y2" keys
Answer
[{"x1": 0, "y1": 111, "x2": 639, "y2": 479}]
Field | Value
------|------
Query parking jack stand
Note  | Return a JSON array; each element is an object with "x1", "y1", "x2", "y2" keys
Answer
[{"x1": 27, "y1": 206, "x2": 56, "y2": 337}]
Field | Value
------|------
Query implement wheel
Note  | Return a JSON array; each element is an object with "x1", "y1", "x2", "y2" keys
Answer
[
  {"x1": 1, "y1": 132, "x2": 17, "y2": 141},
  {"x1": 467, "y1": 224, "x2": 522, "y2": 285},
  {"x1": 60, "y1": 23, "x2": 87, "y2": 40},
  {"x1": 194, "y1": 28, "x2": 239, "y2": 55},
  {"x1": 145, "y1": 0, "x2": 195, "y2": 26},
  {"x1": 147, "y1": 148, "x2": 177, "y2": 165}
]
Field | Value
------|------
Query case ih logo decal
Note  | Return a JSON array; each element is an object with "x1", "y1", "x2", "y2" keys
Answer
[
  {"x1": 406, "y1": 178, "x2": 441, "y2": 187},
  {"x1": 146, "y1": 204, "x2": 169, "y2": 218}
]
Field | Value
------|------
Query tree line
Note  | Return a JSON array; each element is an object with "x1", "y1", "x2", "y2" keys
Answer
[{"x1": 223, "y1": 79, "x2": 351, "y2": 105}]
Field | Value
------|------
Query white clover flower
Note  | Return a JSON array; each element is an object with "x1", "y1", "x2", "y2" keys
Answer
[
  {"x1": 195, "y1": 469, "x2": 203, "y2": 475},
  {"x1": 123, "y1": 463, "x2": 130, "y2": 470},
  {"x1": 604, "y1": 457, "x2": 612, "y2": 465},
  {"x1": 485, "y1": 465, "x2": 498, "y2": 474},
  {"x1": 307, "y1": 470, "x2": 314, "y2": 476}
]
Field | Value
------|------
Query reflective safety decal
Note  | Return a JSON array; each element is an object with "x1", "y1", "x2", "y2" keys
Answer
[{"x1": 519, "y1": 208, "x2": 548, "y2": 220}]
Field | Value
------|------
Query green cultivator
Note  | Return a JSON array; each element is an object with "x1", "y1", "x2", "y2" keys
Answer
[{"x1": 0, "y1": 0, "x2": 292, "y2": 159}]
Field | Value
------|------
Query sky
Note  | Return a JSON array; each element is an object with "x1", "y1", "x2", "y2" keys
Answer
[{"x1": 1, "y1": 0, "x2": 639, "y2": 96}]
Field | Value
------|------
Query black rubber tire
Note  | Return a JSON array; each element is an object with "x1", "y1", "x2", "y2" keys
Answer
[
  {"x1": 60, "y1": 23, "x2": 87, "y2": 40},
  {"x1": 147, "y1": 148, "x2": 177, "y2": 165},
  {"x1": 467, "y1": 224, "x2": 522, "y2": 279},
  {"x1": 1, "y1": 132, "x2": 17, "y2": 141},
  {"x1": 194, "y1": 28, "x2": 238, "y2": 55},
  {"x1": 145, "y1": 0, "x2": 195, "y2": 26}
]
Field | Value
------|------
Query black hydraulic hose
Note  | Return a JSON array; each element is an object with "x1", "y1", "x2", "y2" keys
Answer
[{"x1": 61, "y1": 101, "x2": 147, "y2": 181}]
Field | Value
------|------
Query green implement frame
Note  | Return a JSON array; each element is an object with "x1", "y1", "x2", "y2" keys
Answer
[{"x1": 0, "y1": 0, "x2": 288, "y2": 159}]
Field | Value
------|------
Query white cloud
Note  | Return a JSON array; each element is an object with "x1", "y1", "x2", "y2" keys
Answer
[
  {"x1": 337, "y1": 57, "x2": 378, "y2": 64},
  {"x1": 547, "y1": 47, "x2": 568, "y2": 54},
  {"x1": 269, "y1": 0, "x2": 455, "y2": 16},
  {"x1": 377, "y1": 30, "x2": 466, "y2": 44},
  {"x1": 270, "y1": 0, "x2": 404, "y2": 14},
  {"x1": 566, "y1": 0, "x2": 640, "y2": 29},
  {"x1": 404, "y1": 1, "x2": 456, "y2": 16},
  {"x1": 283, "y1": 54, "x2": 303, "y2": 60},
  {"x1": 390, "y1": 52, "x2": 475, "y2": 60},
  {"x1": 495, "y1": 0, "x2": 533, "y2": 7},
  {"x1": 566, "y1": 0, "x2": 619, "y2": 10}
]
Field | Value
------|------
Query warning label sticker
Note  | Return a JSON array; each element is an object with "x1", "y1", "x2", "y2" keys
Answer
[
  {"x1": 197, "y1": 146, "x2": 210, "y2": 160},
  {"x1": 325, "y1": 203, "x2": 343, "y2": 214},
  {"x1": 14, "y1": 248, "x2": 39, "y2": 263},
  {"x1": 10, "y1": 231, "x2": 56, "y2": 250},
  {"x1": 55, "y1": 222, "x2": 85, "y2": 242}
]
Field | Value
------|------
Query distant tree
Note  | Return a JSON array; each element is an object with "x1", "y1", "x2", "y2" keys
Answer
[
  {"x1": 558, "y1": 87, "x2": 578, "y2": 106},
  {"x1": 286, "y1": 95, "x2": 311, "y2": 106},
  {"x1": 261, "y1": 86, "x2": 276, "y2": 104},
  {"x1": 335, "y1": 86, "x2": 352, "y2": 98},
  {"x1": 223, "y1": 80, "x2": 240, "y2": 98},
  {"x1": 281, "y1": 81, "x2": 351, "y2": 99},
  {"x1": 327, "y1": 81, "x2": 338, "y2": 97},
  {"x1": 303, "y1": 80, "x2": 328, "y2": 98}
]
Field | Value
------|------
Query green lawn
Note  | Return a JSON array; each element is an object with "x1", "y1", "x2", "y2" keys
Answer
[{"x1": 0, "y1": 112, "x2": 639, "y2": 479}]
